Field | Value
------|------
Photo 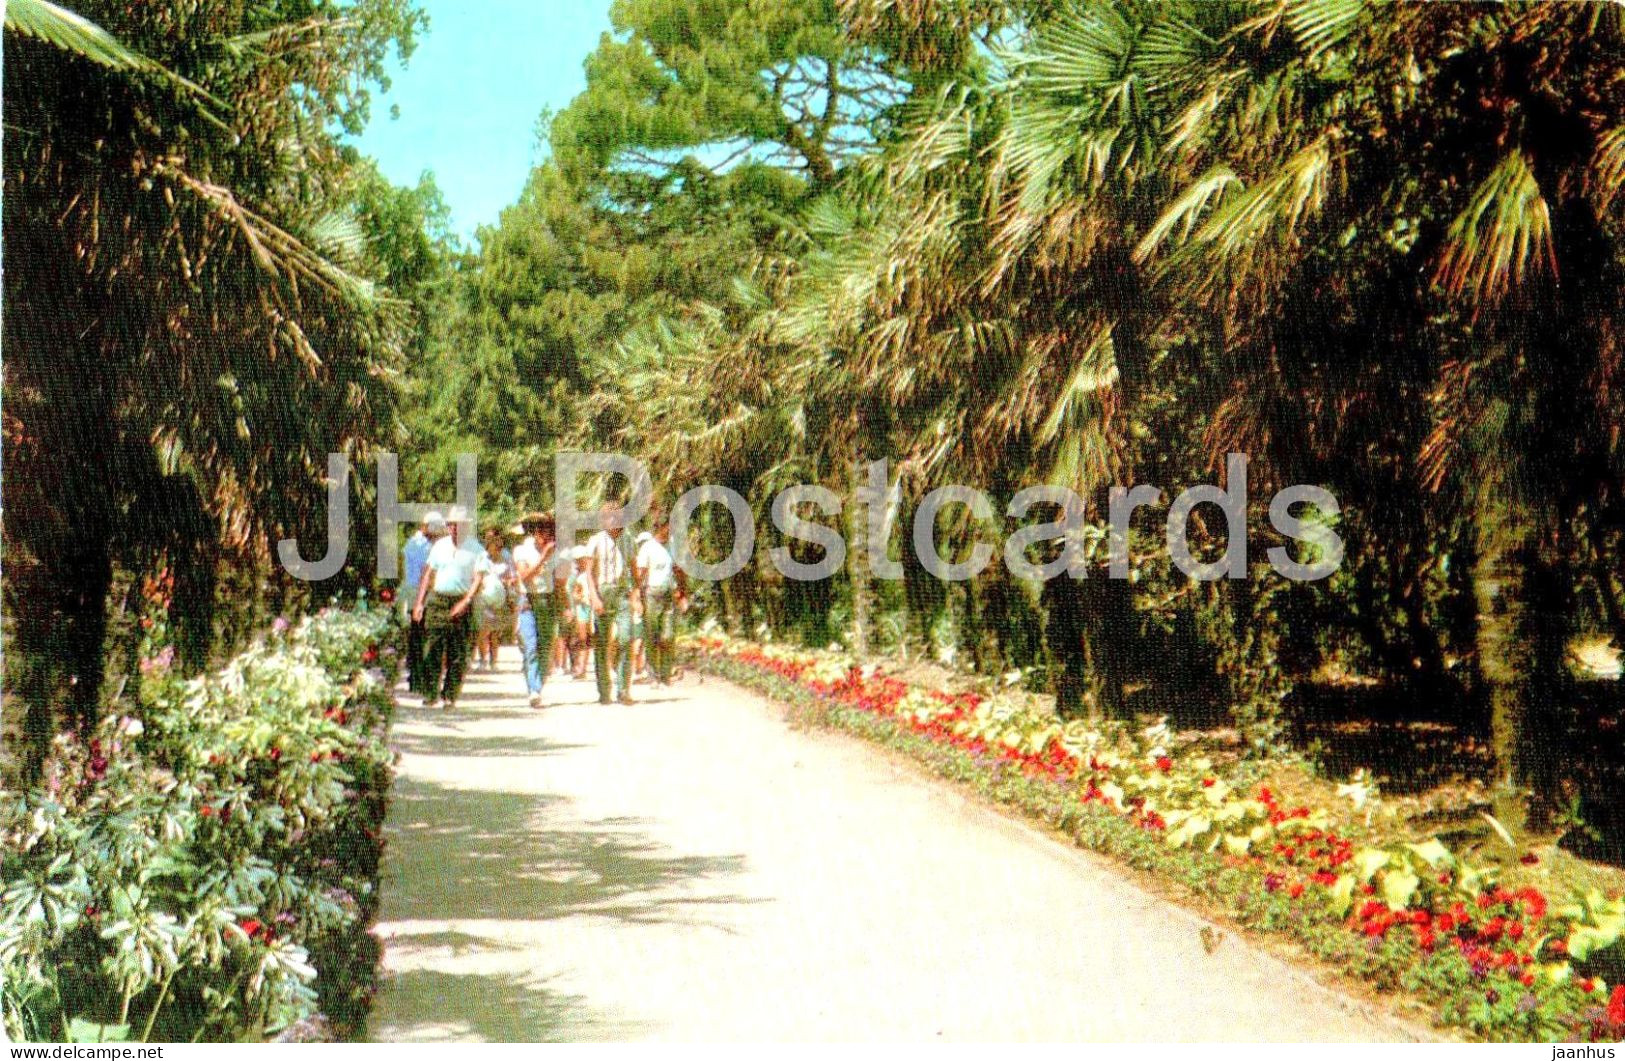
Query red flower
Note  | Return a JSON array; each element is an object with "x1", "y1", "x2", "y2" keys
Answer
[
  {"x1": 1519, "y1": 852, "x2": 1539, "y2": 865},
  {"x1": 239, "y1": 918, "x2": 264, "y2": 940},
  {"x1": 379, "y1": 587, "x2": 396, "y2": 604},
  {"x1": 1520, "y1": 971, "x2": 1536, "y2": 988},
  {"x1": 1154, "y1": 756, "x2": 1173, "y2": 772},
  {"x1": 1519, "y1": 888, "x2": 1548, "y2": 920},
  {"x1": 1201, "y1": 777, "x2": 1215, "y2": 788},
  {"x1": 1548, "y1": 938, "x2": 1568, "y2": 957},
  {"x1": 1606, "y1": 984, "x2": 1625, "y2": 1028},
  {"x1": 1288, "y1": 882, "x2": 1305, "y2": 899},
  {"x1": 1579, "y1": 977, "x2": 1595, "y2": 994}
]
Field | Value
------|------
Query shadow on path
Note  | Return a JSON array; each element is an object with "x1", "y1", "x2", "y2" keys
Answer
[
  {"x1": 368, "y1": 966, "x2": 633, "y2": 1042},
  {"x1": 370, "y1": 681, "x2": 755, "y2": 1041},
  {"x1": 381, "y1": 775, "x2": 750, "y2": 924},
  {"x1": 388, "y1": 728, "x2": 586, "y2": 759}
]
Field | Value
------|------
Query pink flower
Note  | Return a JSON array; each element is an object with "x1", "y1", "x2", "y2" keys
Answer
[{"x1": 272, "y1": 616, "x2": 291, "y2": 634}]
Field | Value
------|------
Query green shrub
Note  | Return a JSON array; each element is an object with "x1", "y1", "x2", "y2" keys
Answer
[{"x1": 1, "y1": 605, "x2": 398, "y2": 1043}]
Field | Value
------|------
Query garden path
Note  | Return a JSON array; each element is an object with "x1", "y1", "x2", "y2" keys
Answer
[{"x1": 368, "y1": 647, "x2": 1423, "y2": 1042}]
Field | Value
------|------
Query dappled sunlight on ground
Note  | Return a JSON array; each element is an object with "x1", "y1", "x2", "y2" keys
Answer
[{"x1": 368, "y1": 647, "x2": 1422, "y2": 1042}]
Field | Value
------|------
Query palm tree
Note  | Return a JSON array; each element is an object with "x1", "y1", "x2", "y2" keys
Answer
[
  {"x1": 1136, "y1": 0, "x2": 1625, "y2": 825},
  {"x1": 4, "y1": 0, "x2": 415, "y2": 778}
]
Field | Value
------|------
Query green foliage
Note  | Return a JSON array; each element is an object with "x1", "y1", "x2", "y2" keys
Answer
[
  {"x1": 3, "y1": 0, "x2": 428, "y2": 771},
  {"x1": 502, "y1": 0, "x2": 1625, "y2": 834},
  {"x1": 551, "y1": 0, "x2": 908, "y2": 190},
  {"x1": 0, "y1": 606, "x2": 398, "y2": 1043}
]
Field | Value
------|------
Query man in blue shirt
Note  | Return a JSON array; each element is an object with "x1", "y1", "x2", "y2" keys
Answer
[{"x1": 402, "y1": 511, "x2": 444, "y2": 692}]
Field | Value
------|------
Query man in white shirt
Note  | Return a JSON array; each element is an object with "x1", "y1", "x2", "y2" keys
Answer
[
  {"x1": 512, "y1": 511, "x2": 566, "y2": 709},
  {"x1": 412, "y1": 507, "x2": 489, "y2": 710},
  {"x1": 585, "y1": 500, "x2": 639, "y2": 704},
  {"x1": 401, "y1": 511, "x2": 445, "y2": 693},
  {"x1": 636, "y1": 510, "x2": 685, "y2": 685}
]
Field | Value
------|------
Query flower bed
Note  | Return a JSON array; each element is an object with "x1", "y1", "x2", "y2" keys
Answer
[
  {"x1": 687, "y1": 633, "x2": 1625, "y2": 1043},
  {"x1": 1, "y1": 605, "x2": 400, "y2": 1043}
]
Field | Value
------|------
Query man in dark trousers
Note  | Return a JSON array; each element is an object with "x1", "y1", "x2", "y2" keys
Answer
[
  {"x1": 402, "y1": 511, "x2": 444, "y2": 692},
  {"x1": 412, "y1": 507, "x2": 488, "y2": 710}
]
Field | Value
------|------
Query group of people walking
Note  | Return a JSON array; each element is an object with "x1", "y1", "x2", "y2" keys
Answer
[{"x1": 400, "y1": 501, "x2": 686, "y2": 710}]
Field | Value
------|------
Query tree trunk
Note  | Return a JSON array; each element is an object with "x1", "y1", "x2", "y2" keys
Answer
[
  {"x1": 1471, "y1": 411, "x2": 1568, "y2": 833},
  {"x1": 901, "y1": 499, "x2": 943, "y2": 657},
  {"x1": 1080, "y1": 486, "x2": 1135, "y2": 718},
  {"x1": 846, "y1": 467, "x2": 872, "y2": 659}
]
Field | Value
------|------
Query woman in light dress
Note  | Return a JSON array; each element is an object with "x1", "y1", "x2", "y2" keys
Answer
[{"x1": 474, "y1": 528, "x2": 514, "y2": 670}]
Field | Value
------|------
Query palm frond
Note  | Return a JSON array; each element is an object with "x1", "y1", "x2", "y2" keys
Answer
[
  {"x1": 1036, "y1": 322, "x2": 1118, "y2": 447},
  {"x1": 1432, "y1": 150, "x2": 1555, "y2": 311},
  {"x1": 1282, "y1": 0, "x2": 1367, "y2": 59},
  {"x1": 5, "y1": 0, "x2": 225, "y2": 110},
  {"x1": 1167, "y1": 136, "x2": 1335, "y2": 273},
  {"x1": 6, "y1": 0, "x2": 153, "y2": 72},
  {"x1": 1589, "y1": 125, "x2": 1625, "y2": 218},
  {"x1": 306, "y1": 210, "x2": 368, "y2": 267},
  {"x1": 1134, "y1": 165, "x2": 1242, "y2": 261}
]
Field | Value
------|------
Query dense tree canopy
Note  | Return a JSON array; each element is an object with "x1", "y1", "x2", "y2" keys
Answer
[
  {"x1": 408, "y1": 0, "x2": 1625, "y2": 838},
  {"x1": 6, "y1": 0, "x2": 1624, "y2": 843},
  {"x1": 2, "y1": 0, "x2": 428, "y2": 774}
]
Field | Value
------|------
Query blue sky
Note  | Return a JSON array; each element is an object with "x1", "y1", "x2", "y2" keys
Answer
[{"x1": 351, "y1": 0, "x2": 615, "y2": 239}]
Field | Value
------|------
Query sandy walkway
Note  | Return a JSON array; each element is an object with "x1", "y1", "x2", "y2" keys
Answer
[{"x1": 368, "y1": 647, "x2": 1420, "y2": 1042}]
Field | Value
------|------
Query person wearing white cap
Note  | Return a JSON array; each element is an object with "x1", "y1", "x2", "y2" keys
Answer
[
  {"x1": 412, "y1": 506, "x2": 489, "y2": 709},
  {"x1": 402, "y1": 511, "x2": 445, "y2": 693}
]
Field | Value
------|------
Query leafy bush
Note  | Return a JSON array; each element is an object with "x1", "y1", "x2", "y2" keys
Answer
[{"x1": 1, "y1": 605, "x2": 398, "y2": 1043}]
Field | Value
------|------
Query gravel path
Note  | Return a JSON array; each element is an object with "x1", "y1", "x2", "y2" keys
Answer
[{"x1": 368, "y1": 647, "x2": 1422, "y2": 1042}]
